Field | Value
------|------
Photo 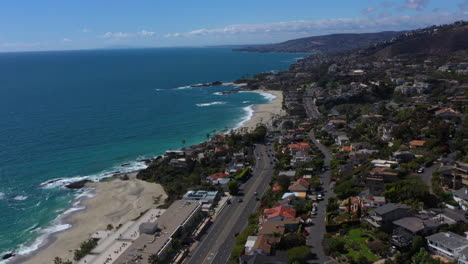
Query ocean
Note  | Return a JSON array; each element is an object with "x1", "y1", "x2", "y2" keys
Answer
[{"x1": 0, "y1": 47, "x2": 305, "y2": 258}]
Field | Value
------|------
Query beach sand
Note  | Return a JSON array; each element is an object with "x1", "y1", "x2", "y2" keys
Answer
[
  {"x1": 15, "y1": 173, "x2": 166, "y2": 264},
  {"x1": 238, "y1": 89, "x2": 285, "y2": 133}
]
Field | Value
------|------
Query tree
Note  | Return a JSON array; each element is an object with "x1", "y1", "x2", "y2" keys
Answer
[
  {"x1": 279, "y1": 233, "x2": 306, "y2": 249},
  {"x1": 227, "y1": 181, "x2": 240, "y2": 195},
  {"x1": 287, "y1": 246, "x2": 312, "y2": 264},
  {"x1": 148, "y1": 253, "x2": 160, "y2": 264},
  {"x1": 106, "y1": 224, "x2": 113, "y2": 231}
]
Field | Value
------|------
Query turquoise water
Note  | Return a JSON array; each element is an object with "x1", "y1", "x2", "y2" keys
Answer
[{"x1": 0, "y1": 48, "x2": 304, "y2": 257}]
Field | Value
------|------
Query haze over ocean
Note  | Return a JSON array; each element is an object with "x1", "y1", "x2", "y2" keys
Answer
[{"x1": 0, "y1": 47, "x2": 305, "y2": 256}]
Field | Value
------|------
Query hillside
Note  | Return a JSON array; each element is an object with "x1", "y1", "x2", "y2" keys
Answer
[
  {"x1": 233, "y1": 31, "x2": 402, "y2": 54},
  {"x1": 363, "y1": 22, "x2": 468, "y2": 59}
]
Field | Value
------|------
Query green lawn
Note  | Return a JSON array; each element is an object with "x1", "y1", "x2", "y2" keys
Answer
[{"x1": 344, "y1": 228, "x2": 379, "y2": 262}]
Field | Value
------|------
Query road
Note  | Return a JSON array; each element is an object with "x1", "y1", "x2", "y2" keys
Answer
[
  {"x1": 185, "y1": 142, "x2": 275, "y2": 264},
  {"x1": 303, "y1": 87, "x2": 322, "y2": 120},
  {"x1": 305, "y1": 130, "x2": 336, "y2": 264},
  {"x1": 303, "y1": 90, "x2": 338, "y2": 264},
  {"x1": 418, "y1": 162, "x2": 439, "y2": 193}
]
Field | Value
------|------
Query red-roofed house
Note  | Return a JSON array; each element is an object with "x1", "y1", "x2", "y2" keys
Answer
[
  {"x1": 207, "y1": 172, "x2": 229, "y2": 181},
  {"x1": 263, "y1": 206, "x2": 297, "y2": 222},
  {"x1": 435, "y1": 108, "x2": 461, "y2": 119},
  {"x1": 342, "y1": 146, "x2": 352, "y2": 152},
  {"x1": 409, "y1": 140, "x2": 426, "y2": 148},
  {"x1": 272, "y1": 184, "x2": 282, "y2": 192},
  {"x1": 288, "y1": 142, "x2": 311, "y2": 152}
]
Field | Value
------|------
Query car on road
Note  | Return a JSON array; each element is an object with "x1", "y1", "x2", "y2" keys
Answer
[
  {"x1": 317, "y1": 194, "x2": 323, "y2": 200},
  {"x1": 303, "y1": 230, "x2": 310, "y2": 236},
  {"x1": 238, "y1": 198, "x2": 243, "y2": 202},
  {"x1": 417, "y1": 167, "x2": 425, "y2": 174},
  {"x1": 257, "y1": 157, "x2": 261, "y2": 160}
]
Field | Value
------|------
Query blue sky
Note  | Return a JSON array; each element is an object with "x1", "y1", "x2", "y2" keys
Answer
[{"x1": 0, "y1": 0, "x2": 467, "y2": 52}]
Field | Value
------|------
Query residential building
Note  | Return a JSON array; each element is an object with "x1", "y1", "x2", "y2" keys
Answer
[
  {"x1": 364, "y1": 203, "x2": 412, "y2": 232},
  {"x1": 409, "y1": 140, "x2": 427, "y2": 148},
  {"x1": 440, "y1": 162, "x2": 468, "y2": 190},
  {"x1": 250, "y1": 235, "x2": 281, "y2": 256},
  {"x1": 263, "y1": 206, "x2": 297, "y2": 222},
  {"x1": 426, "y1": 232, "x2": 468, "y2": 261},
  {"x1": 257, "y1": 218, "x2": 301, "y2": 236},
  {"x1": 454, "y1": 188, "x2": 468, "y2": 211}
]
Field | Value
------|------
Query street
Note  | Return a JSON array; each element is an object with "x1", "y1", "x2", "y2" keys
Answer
[
  {"x1": 185, "y1": 143, "x2": 275, "y2": 264},
  {"x1": 305, "y1": 130, "x2": 336, "y2": 264}
]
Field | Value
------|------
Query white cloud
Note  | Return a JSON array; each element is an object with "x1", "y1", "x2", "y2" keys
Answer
[
  {"x1": 164, "y1": 13, "x2": 468, "y2": 38},
  {"x1": 62, "y1": 38, "x2": 72, "y2": 42},
  {"x1": 82, "y1": 28, "x2": 92, "y2": 33},
  {"x1": 137, "y1": 30, "x2": 155, "y2": 37},
  {"x1": 402, "y1": 0, "x2": 430, "y2": 11},
  {"x1": 362, "y1": 7, "x2": 377, "y2": 15},
  {"x1": 101, "y1": 32, "x2": 130, "y2": 39}
]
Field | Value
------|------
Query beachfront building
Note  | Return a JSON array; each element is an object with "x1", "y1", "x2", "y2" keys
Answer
[
  {"x1": 113, "y1": 200, "x2": 202, "y2": 264},
  {"x1": 182, "y1": 190, "x2": 220, "y2": 211}
]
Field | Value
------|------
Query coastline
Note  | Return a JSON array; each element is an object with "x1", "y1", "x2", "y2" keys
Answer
[
  {"x1": 10, "y1": 173, "x2": 167, "y2": 264},
  {"x1": 236, "y1": 89, "x2": 285, "y2": 133},
  {"x1": 5, "y1": 88, "x2": 283, "y2": 264}
]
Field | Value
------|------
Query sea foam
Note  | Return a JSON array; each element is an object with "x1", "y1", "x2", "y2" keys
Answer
[{"x1": 196, "y1": 101, "x2": 227, "y2": 107}]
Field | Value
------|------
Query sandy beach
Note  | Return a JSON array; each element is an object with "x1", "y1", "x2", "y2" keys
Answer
[
  {"x1": 238, "y1": 89, "x2": 285, "y2": 133},
  {"x1": 13, "y1": 173, "x2": 166, "y2": 264}
]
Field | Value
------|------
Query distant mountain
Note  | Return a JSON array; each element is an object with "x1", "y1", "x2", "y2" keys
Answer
[
  {"x1": 233, "y1": 31, "x2": 403, "y2": 54},
  {"x1": 362, "y1": 21, "x2": 468, "y2": 59}
]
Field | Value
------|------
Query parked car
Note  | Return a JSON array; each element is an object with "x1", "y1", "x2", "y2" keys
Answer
[
  {"x1": 417, "y1": 167, "x2": 425, "y2": 174},
  {"x1": 238, "y1": 198, "x2": 243, "y2": 202}
]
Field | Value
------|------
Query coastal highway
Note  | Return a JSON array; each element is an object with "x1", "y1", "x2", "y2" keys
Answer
[{"x1": 185, "y1": 142, "x2": 275, "y2": 264}]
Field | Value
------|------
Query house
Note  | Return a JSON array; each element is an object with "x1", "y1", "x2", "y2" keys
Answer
[
  {"x1": 426, "y1": 232, "x2": 468, "y2": 260},
  {"x1": 336, "y1": 135, "x2": 350, "y2": 146},
  {"x1": 409, "y1": 140, "x2": 426, "y2": 148},
  {"x1": 257, "y1": 218, "x2": 301, "y2": 236},
  {"x1": 244, "y1": 236, "x2": 258, "y2": 255},
  {"x1": 453, "y1": 188, "x2": 468, "y2": 211},
  {"x1": 360, "y1": 196, "x2": 386, "y2": 209},
  {"x1": 370, "y1": 159, "x2": 398, "y2": 168},
  {"x1": 435, "y1": 108, "x2": 462, "y2": 119},
  {"x1": 274, "y1": 195, "x2": 295, "y2": 208},
  {"x1": 369, "y1": 167, "x2": 399, "y2": 182},
  {"x1": 207, "y1": 172, "x2": 229, "y2": 182},
  {"x1": 288, "y1": 179, "x2": 310, "y2": 193},
  {"x1": 272, "y1": 184, "x2": 282, "y2": 192},
  {"x1": 393, "y1": 151, "x2": 415, "y2": 163},
  {"x1": 364, "y1": 203, "x2": 412, "y2": 232},
  {"x1": 391, "y1": 214, "x2": 451, "y2": 247},
  {"x1": 440, "y1": 162, "x2": 468, "y2": 190},
  {"x1": 458, "y1": 247, "x2": 468, "y2": 264},
  {"x1": 263, "y1": 206, "x2": 297, "y2": 222},
  {"x1": 278, "y1": 171, "x2": 296, "y2": 177},
  {"x1": 288, "y1": 142, "x2": 311, "y2": 153},
  {"x1": 250, "y1": 235, "x2": 281, "y2": 256}
]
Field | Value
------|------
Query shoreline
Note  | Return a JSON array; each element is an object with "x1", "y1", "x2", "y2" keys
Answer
[
  {"x1": 9, "y1": 173, "x2": 167, "y2": 264},
  {"x1": 235, "y1": 89, "x2": 285, "y2": 133},
  {"x1": 4, "y1": 88, "x2": 283, "y2": 264}
]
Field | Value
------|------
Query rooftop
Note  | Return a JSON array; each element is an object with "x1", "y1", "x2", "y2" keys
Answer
[
  {"x1": 426, "y1": 232, "x2": 468, "y2": 250},
  {"x1": 114, "y1": 200, "x2": 201, "y2": 264},
  {"x1": 373, "y1": 203, "x2": 410, "y2": 215}
]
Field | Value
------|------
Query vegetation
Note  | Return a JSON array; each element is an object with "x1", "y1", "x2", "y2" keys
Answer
[
  {"x1": 73, "y1": 239, "x2": 98, "y2": 261},
  {"x1": 227, "y1": 180, "x2": 240, "y2": 195},
  {"x1": 287, "y1": 245, "x2": 313, "y2": 264}
]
